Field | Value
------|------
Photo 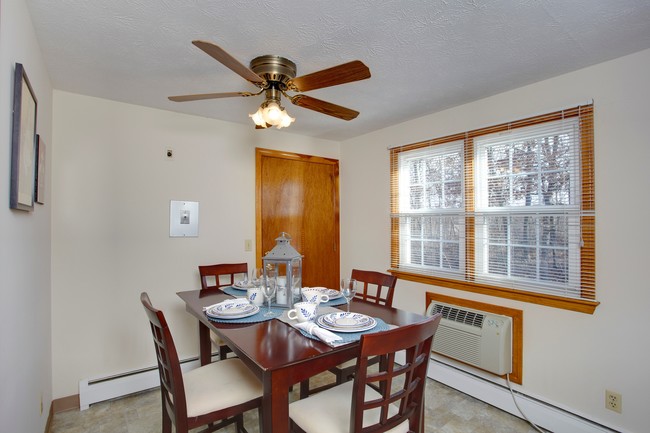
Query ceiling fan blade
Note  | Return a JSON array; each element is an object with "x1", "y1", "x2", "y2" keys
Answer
[
  {"x1": 192, "y1": 40, "x2": 265, "y2": 85},
  {"x1": 288, "y1": 60, "x2": 370, "y2": 92},
  {"x1": 168, "y1": 91, "x2": 254, "y2": 102},
  {"x1": 290, "y1": 94, "x2": 359, "y2": 121}
]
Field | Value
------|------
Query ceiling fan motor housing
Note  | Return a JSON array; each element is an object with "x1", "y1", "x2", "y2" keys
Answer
[{"x1": 250, "y1": 55, "x2": 297, "y2": 89}]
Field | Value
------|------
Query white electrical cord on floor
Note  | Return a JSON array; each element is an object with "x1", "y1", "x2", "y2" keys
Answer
[{"x1": 506, "y1": 373, "x2": 546, "y2": 433}]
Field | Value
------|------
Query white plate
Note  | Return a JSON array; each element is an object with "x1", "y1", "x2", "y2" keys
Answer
[
  {"x1": 317, "y1": 312, "x2": 377, "y2": 333},
  {"x1": 232, "y1": 281, "x2": 254, "y2": 290},
  {"x1": 304, "y1": 287, "x2": 343, "y2": 300},
  {"x1": 206, "y1": 301, "x2": 259, "y2": 319}
]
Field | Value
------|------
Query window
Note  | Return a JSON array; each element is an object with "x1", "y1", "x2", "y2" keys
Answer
[{"x1": 390, "y1": 105, "x2": 596, "y2": 313}]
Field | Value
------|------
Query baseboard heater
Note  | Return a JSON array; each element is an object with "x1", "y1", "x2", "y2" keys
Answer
[
  {"x1": 427, "y1": 357, "x2": 622, "y2": 433},
  {"x1": 426, "y1": 300, "x2": 512, "y2": 375},
  {"x1": 79, "y1": 354, "x2": 216, "y2": 410}
]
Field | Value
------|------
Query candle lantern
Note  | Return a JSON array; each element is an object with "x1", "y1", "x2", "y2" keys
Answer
[{"x1": 262, "y1": 232, "x2": 303, "y2": 308}]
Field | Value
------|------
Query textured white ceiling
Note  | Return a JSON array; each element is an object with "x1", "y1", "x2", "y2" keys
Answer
[{"x1": 25, "y1": 0, "x2": 650, "y2": 141}]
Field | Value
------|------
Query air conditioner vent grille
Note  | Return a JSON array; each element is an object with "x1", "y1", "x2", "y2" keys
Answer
[{"x1": 432, "y1": 304, "x2": 485, "y2": 328}]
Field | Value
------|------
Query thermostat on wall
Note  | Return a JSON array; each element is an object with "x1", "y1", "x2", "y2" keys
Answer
[{"x1": 170, "y1": 200, "x2": 199, "y2": 237}]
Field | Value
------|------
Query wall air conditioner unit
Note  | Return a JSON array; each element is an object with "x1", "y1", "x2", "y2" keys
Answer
[{"x1": 426, "y1": 301, "x2": 512, "y2": 376}]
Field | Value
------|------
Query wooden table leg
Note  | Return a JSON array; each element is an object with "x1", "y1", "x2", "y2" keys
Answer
[
  {"x1": 198, "y1": 322, "x2": 211, "y2": 366},
  {"x1": 262, "y1": 370, "x2": 291, "y2": 433}
]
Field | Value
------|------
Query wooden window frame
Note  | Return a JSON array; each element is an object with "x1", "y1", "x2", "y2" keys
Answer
[{"x1": 390, "y1": 105, "x2": 597, "y2": 314}]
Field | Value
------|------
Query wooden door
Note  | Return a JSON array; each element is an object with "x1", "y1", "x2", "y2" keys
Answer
[{"x1": 256, "y1": 148, "x2": 339, "y2": 289}]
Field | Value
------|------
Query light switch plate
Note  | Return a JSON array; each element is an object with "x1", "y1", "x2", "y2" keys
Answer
[{"x1": 170, "y1": 200, "x2": 199, "y2": 237}]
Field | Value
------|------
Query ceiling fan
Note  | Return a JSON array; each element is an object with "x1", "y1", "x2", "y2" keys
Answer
[{"x1": 168, "y1": 40, "x2": 371, "y2": 129}]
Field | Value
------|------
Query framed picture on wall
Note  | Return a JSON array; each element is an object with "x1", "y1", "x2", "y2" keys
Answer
[
  {"x1": 10, "y1": 62, "x2": 38, "y2": 211},
  {"x1": 35, "y1": 135, "x2": 46, "y2": 204}
]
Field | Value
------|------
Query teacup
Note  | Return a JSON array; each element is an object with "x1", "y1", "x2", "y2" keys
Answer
[
  {"x1": 287, "y1": 302, "x2": 318, "y2": 323},
  {"x1": 301, "y1": 288, "x2": 329, "y2": 304},
  {"x1": 246, "y1": 287, "x2": 264, "y2": 306}
]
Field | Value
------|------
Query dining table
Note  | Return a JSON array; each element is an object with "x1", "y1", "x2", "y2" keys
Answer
[{"x1": 177, "y1": 287, "x2": 428, "y2": 433}]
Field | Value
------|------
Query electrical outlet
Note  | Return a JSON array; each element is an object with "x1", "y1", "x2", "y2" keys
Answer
[{"x1": 605, "y1": 390, "x2": 622, "y2": 413}]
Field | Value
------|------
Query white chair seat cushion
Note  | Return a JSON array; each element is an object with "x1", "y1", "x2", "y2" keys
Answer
[
  {"x1": 289, "y1": 381, "x2": 409, "y2": 433},
  {"x1": 183, "y1": 358, "x2": 262, "y2": 418},
  {"x1": 209, "y1": 330, "x2": 225, "y2": 347},
  {"x1": 336, "y1": 358, "x2": 356, "y2": 369}
]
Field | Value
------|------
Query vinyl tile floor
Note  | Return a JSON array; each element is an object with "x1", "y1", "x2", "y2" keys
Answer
[{"x1": 51, "y1": 373, "x2": 545, "y2": 433}]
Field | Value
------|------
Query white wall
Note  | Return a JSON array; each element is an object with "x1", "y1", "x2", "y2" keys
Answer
[
  {"x1": 51, "y1": 91, "x2": 339, "y2": 397},
  {"x1": 0, "y1": 0, "x2": 53, "y2": 432},
  {"x1": 340, "y1": 48, "x2": 650, "y2": 433}
]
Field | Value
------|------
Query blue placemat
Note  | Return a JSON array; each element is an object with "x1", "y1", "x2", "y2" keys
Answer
[
  {"x1": 297, "y1": 317, "x2": 390, "y2": 344},
  {"x1": 222, "y1": 286, "x2": 248, "y2": 298},
  {"x1": 222, "y1": 286, "x2": 348, "y2": 307},
  {"x1": 206, "y1": 306, "x2": 284, "y2": 323}
]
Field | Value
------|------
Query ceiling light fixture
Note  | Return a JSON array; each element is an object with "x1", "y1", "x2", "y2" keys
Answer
[{"x1": 249, "y1": 98, "x2": 295, "y2": 129}]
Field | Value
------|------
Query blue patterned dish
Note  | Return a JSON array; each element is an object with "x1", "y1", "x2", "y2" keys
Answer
[
  {"x1": 303, "y1": 287, "x2": 342, "y2": 300},
  {"x1": 317, "y1": 312, "x2": 377, "y2": 333},
  {"x1": 206, "y1": 301, "x2": 259, "y2": 319}
]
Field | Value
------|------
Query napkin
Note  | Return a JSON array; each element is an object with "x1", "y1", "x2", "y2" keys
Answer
[
  {"x1": 202, "y1": 298, "x2": 249, "y2": 311},
  {"x1": 294, "y1": 322, "x2": 343, "y2": 345}
]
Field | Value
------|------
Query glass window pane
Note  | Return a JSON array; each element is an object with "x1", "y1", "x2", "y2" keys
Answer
[
  {"x1": 488, "y1": 177, "x2": 510, "y2": 207},
  {"x1": 423, "y1": 241, "x2": 439, "y2": 267},
  {"x1": 442, "y1": 242, "x2": 460, "y2": 270},
  {"x1": 423, "y1": 217, "x2": 438, "y2": 240},
  {"x1": 487, "y1": 216, "x2": 508, "y2": 243},
  {"x1": 510, "y1": 216, "x2": 538, "y2": 246},
  {"x1": 540, "y1": 216, "x2": 568, "y2": 247},
  {"x1": 409, "y1": 160, "x2": 422, "y2": 184},
  {"x1": 487, "y1": 145, "x2": 510, "y2": 176},
  {"x1": 444, "y1": 181, "x2": 462, "y2": 208},
  {"x1": 443, "y1": 216, "x2": 461, "y2": 241},
  {"x1": 511, "y1": 246, "x2": 537, "y2": 279},
  {"x1": 410, "y1": 240, "x2": 422, "y2": 265},
  {"x1": 409, "y1": 217, "x2": 422, "y2": 236},
  {"x1": 541, "y1": 170, "x2": 571, "y2": 205},
  {"x1": 511, "y1": 174, "x2": 539, "y2": 206},
  {"x1": 409, "y1": 186, "x2": 423, "y2": 209},
  {"x1": 539, "y1": 247, "x2": 568, "y2": 283},
  {"x1": 511, "y1": 141, "x2": 538, "y2": 174},
  {"x1": 425, "y1": 157, "x2": 442, "y2": 182},
  {"x1": 426, "y1": 184, "x2": 442, "y2": 208},
  {"x1": 488, "y1": 245, "x2": 507, "y2": 275},
  {"x1": 444, "y1": 153, "x2": 462, "y2": 180}
]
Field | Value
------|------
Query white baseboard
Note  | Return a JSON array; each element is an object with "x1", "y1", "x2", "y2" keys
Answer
[
  {"x1": 427, "y1": 356, "x2": 623, "y2": 433},
  {"x1": 78, "y1": 355, "x2": 216, "y2": 410}
]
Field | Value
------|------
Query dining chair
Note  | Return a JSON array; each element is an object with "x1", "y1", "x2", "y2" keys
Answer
[
  {"x1": 289, "y1": 313, "x2": 442, "y2": 433},
  {"x1": 351, "y1": 269, "x2": 397, "y2": 307},
  {"x1": 300, "y1": 269, "x2": 398, "y2": 398},
  {"x1": 198, "y1": 262, "x2": 248, "y2": 360},
  {"x1": 140, "y1": 292, "x2": 263, "y2": 433}
]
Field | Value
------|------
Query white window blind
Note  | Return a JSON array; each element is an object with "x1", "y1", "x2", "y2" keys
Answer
[
  {"x1": 390, "y1": 104, "x2": 596, "y2": 310},
  {"x1": 396, "y1": 141, "x2": 466, "y2": 278}
]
